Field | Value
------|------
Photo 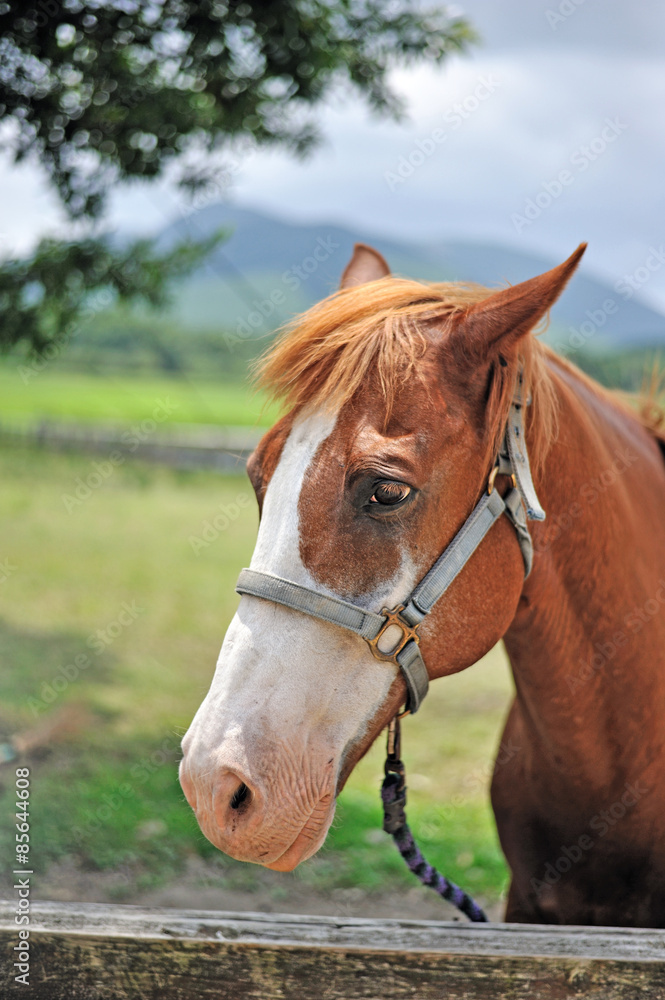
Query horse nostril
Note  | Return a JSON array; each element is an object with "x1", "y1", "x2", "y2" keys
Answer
[{"x1": 230, "y1": 782, "x2": 250, "y2": 810}]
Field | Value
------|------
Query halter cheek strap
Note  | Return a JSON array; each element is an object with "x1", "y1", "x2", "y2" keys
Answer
[
  {"x1": 235, "y1": 380, "x2": 544, "y2": 714},
  {"x1": 497, "y1": 368, "x2": 546, "y2": 522}
]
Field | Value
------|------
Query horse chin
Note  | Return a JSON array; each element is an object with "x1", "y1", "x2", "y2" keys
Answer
[
  {"x1": 262, "y1": 834, "x2": 322, "y2": 872},
  {"x1": 262, "y1": 800, "x2": 336, "y2": 872}
]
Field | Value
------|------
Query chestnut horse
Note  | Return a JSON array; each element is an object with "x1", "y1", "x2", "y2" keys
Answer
[{"x1": 180, "y1": 243, "x2": 665, "y2": 926}]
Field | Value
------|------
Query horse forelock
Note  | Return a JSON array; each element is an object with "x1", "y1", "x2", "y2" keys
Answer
[{"x1": 254, "y1": 275, "x2": 561, "y2": 476}]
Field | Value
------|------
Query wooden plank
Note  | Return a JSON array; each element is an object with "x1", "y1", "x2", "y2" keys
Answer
[
  {"x1": 0, "y1": 419, "x2": 261, "y2": 471},
  {"x1": 2, "y1": 900, "x2": 665, "y2": 999}
]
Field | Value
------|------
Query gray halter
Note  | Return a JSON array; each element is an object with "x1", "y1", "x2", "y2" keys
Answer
[{"x1": 236, "y1": 371, "x2": 545, "y2": 714}]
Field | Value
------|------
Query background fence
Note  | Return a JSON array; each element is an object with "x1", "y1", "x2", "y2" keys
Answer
[{"x1": 0, "y1": 419, "x2": 262, "y2": 472}]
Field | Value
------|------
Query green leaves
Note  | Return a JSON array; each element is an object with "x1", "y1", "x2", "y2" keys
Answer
[
  {"x1": 0, "y1": 1, "x2": 475, "y2": 351},
  {"x1": 0, "y1": 229, "x2": 228, "y2": 353},
  {"x1": 0, "y1": 1, "x2": 475, "y2": 220}
]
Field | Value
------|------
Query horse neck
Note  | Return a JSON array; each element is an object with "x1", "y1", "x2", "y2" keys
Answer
[{"x1": 504, "y1": 359, "x2": 665, "y2": 792}]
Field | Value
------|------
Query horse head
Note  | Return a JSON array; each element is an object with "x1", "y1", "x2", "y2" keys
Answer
[{"x1": 179, "y1": 243, "x2": 585, "y2": 871}]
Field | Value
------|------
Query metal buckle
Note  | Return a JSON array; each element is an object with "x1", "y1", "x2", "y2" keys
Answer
[{"x1": 367, "y1": 604, "x2": 421, "y2": 665}]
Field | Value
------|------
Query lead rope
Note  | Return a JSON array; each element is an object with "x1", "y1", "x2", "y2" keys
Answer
[{"x1": 381, "y1": 716, "x2": 489, "y2": 923}]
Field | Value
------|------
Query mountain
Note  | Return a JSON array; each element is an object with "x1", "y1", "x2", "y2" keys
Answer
[{"x1": 156, "y1": 204, "x2": 665, "y2": 350}]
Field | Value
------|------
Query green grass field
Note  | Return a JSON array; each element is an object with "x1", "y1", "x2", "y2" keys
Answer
[
  {"x1": 0, "y1": 365, "x2": 279, "y2": 427},
  {"x1": 0, "y1": 443, "x2": 513, "y2": 906}
]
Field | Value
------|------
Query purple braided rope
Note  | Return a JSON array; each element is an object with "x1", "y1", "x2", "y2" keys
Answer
[{"x1": 381, "y1": 772, "x2": 488, "y2": 923}]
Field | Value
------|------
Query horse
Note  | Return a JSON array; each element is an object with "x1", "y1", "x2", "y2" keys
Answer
[{"x1": 180, "y1": 242, "x2": 665, "y2": 926}]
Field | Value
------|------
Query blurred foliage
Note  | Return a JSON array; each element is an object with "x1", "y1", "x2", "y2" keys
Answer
[
  {"x1": 0, "y1": 230, "x2": 226, "y2": 353},
  {"x1": 0, "y1": 1, "x2": 475, "y2": 219},
  {"x1": 43, "y1": 304, "x2": 264, "y2": 378},
  {"x1": 0, "y1": 1, "x2": 475, "y2": 353},
  {"x1": 570, "y1": 347, "x2": 664, "y2": 394}
]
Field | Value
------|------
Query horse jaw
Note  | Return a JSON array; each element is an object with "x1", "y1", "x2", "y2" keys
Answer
[{"x1": 179, "y1": 408, "x2": 416, "y2": 868}]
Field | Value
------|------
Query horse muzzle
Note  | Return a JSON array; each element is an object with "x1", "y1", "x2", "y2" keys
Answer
[{"x1": 178, "y1": 746, "x2": 336, "y2": 869}]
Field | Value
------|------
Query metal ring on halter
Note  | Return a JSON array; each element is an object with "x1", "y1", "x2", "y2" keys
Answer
[
  {"x1": 366, "y1": 604, "x2": 421, "y2": 666},
  {"x1": 487, "y1": 463, "x2": 516, "y2": 495}
]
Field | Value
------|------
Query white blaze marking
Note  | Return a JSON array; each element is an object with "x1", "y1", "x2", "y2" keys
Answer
[{"x1": 249, "y1": 410, "x2": 335, "y2": 584}]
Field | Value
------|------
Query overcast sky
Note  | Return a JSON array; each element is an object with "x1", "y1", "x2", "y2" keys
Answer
[{"x1": 2, "y1": 0, "x2": 665, "y2": 310}]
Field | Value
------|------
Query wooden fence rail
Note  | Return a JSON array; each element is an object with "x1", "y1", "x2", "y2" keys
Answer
[
  {"x1": 0, "y1": 419, "x2": 262, "y2": 471},
  {"x1": 1, "y1": 900, "x2": 665, "y2": 998}
]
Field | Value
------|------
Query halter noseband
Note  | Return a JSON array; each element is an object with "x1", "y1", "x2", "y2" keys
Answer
[{"x1": 236, "y1": 371, "x2": 545, "y2": 714}]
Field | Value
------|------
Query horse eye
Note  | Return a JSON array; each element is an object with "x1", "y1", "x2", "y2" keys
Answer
[{"x1": 370, "y1": 481, "x2": 411, "y2": 506}]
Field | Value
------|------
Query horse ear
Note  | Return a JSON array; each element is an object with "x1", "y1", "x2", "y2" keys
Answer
[
  {"x1": 340, "y1": 243, "x2": 391, "y2": 289},
  {"x1": 450, "y1": 243, "x2": 587, "y2": 360}
]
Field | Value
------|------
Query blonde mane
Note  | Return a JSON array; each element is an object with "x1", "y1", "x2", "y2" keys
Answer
[
  {"x1": 254, "y1": 275, "x2": 560, "y2": 471},
  {"x1": 254, "y1": 275, "x2": 664, "y2": 472}
]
